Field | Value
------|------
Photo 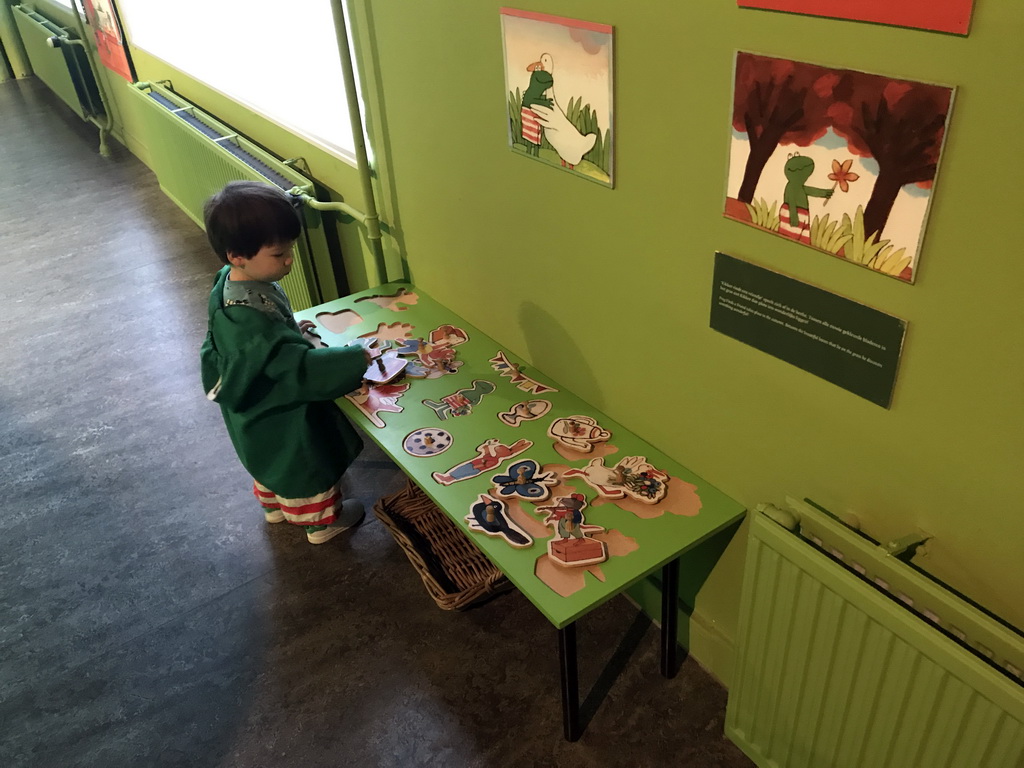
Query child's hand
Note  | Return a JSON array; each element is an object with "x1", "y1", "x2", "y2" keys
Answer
[{"x1": 298, "y1": 319, "x2": 317, "y2": 334}]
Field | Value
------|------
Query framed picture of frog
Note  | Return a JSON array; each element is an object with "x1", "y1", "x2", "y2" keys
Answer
[
  {"x1": 723, "y1": 52, "x2": 955, "y2": 283},
  {"x1": 500, "y1": 7, "x2": 615, "y2": 187},
  {"x1": 736, "y1": 0, "x2": 975, "y2": 36}
]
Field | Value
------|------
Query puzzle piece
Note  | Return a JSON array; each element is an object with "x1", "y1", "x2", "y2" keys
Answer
[
  {"x1": 465, "y1": 495, "x2": 533, "y2": 548},
  {"x1": 490, "y1": 459, "x2": 558, "y2": 501},
  {"x1": 547, "y1": 415, "x2": 612, "y2": 453},
  {"x1": 431, "y1": 438, "x2": 532, "y2": 486},
  {"x1": 536, "y1": 493, "x2": 608, "y2": 568},
  {"x1": 402, "y1": 428, "x2": 453, "y2": 457},
  {"x1": 345, "y1": 382, "x2": 410, "y2": 429},
  {"x1": 422, "y1": 379, "x2": 496, "y2": 420},
  {"x1": 498, "y1": 399, "x2": 552, "y2": 427},
  {"x1": 489, "y1": 351, "x2": 558, "y2": 395},
  {"x1": 362, "y1": 349, "x2": 408, "y2": 384},
  {"x1": 562, "y1": 456, "x2": 669, "y2": 504}
]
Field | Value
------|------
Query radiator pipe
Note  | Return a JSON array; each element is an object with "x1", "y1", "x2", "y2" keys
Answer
[
  {"x1": 328, "y1": 0, "x2": 387, "y2": 286},
  {"x1": 64, "y1": 2, "x2": 114, "y2": 158}
]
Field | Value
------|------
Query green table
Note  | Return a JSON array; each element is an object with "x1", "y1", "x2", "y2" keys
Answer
[{"x1": 297, "y1": 283, "x2": 746, "y2": 740}]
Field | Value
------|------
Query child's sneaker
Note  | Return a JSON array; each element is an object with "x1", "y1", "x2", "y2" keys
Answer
[
  {"x1": 306, "y1": 500, "x2": 365, "y2": 544},
  {"x1": 264, "y1": 508, "x2": 286, "y2": 524}
]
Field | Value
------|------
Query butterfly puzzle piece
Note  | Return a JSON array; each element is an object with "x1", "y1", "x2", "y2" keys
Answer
[
  {"x1": 547, "y1": 415, "x2": 612, "y2": 452},
  {"x1": 536, "y1": 493, "x2": 608, "y2": 568},
  {"x1": 490, "y1": 459, "x2": 558, "y2": 501},
  {"x1": 562, "y1": 456, "x2": 670, "y2": 504},
  {"x1": 465, "y1": 495, "x2": 533, "y2": 548}
]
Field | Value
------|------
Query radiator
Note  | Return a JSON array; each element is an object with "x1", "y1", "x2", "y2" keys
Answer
[
  {"x1": 12, "y1": 4, "x2": 103, "y2": 121},
  {"x1": 726, "y1": 498, "x2": 1023, "y2": 768},
  {"x1": 125, "y1": 81, "x2": 341, "y2": 310}
]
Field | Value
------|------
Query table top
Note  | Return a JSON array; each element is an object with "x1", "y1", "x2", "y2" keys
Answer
[{"x1": 296, "y1": 283, "x2": 746, "y2": 629}]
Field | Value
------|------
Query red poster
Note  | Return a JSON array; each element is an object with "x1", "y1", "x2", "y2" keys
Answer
[
  {"x1": 737, "y1": 0, "x2": 975, "y2": 35},
  {"x1": 83, "y1": 0, "x2": 132, "y2": 81}
]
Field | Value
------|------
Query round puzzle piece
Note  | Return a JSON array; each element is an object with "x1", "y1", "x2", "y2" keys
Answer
[{"x1": 403, "y1": 428, "x2": 454, "y2": 457}]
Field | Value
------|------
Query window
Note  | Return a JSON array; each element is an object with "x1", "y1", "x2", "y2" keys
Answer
[{"x1": 116, "y1": 0, "x2": 359, "y2": 162}]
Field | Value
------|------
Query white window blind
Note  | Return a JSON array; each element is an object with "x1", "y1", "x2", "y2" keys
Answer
[{"x1": 116, "y1": 0, "x2": 358, "y2": 162}]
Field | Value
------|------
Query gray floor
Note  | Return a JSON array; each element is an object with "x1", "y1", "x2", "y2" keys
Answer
[{"x1": 0, "y1": 78, "x2": 754, "y2": 768}]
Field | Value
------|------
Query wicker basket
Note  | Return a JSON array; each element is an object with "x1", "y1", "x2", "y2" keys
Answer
[{"x1": 373, "y1": 480, "x2": 514, "y2": 610}]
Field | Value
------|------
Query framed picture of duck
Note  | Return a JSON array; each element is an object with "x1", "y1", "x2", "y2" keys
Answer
[
  {"x1": 723, "y1": 52, "x2": 955, "y2": 283},
  {"x1": 500, "y1": 8, "x2": 615, "y2": 187},
  {"x1": 736, "y1": 0, "x2": 975, "y2": 36}
]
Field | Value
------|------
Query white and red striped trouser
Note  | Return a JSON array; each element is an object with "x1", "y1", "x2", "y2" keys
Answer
[
  {"x1": 521, "y1": 107, "x2": 542, "y2": 145},
  {"x1": 253, "y1": 478, "x2": 343, "y2": 526}
]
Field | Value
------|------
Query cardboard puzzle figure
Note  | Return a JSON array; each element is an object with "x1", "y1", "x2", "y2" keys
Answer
[
  {"x1": 498, "y1": 399, "x2": 552, "y2": 427},
  {"x1": 538, "y1": 493, "x2": 608, "y2": 568},
  {"x1": 466, "y1": 495, "x2": 533, "y2": 548},
  {"x1": 563, "y1": 456, "x2": 669, "y2": 504},
  {"x1": 547, "y1": 415, "x2": 612, "y2": 452},
  {"x1": 490, "y1": 458, "x2": 558, "y2": 500},
  {"x1": 432, "y1": 438, "x2": 533, "y2": 486},
  {"x1": 422, "y1": 379, "x2": 497, "y2": 419},
  {"x1": 395, "y1": 324, "x2": 469, "y2": 379}
]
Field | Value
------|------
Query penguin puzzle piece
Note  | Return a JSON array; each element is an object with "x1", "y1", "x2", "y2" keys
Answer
[
  {"x1": 422, "y1": 379, "x2": 496, "y2": 420},
  {"x1": 498, "y1": 400, "x2": 552, "y2": 427},
  {"x1": 490, "y1": 459, "x2": 558, "y2": 501},
  {"x1": 536, "y1": 493, "x2": 608, "y2": 568},
  {"x1": 431, "y1": 438, "x2": 533, "y2": 486},
  {"x1": 465, "y1": 495, "x2": 533, "y2": 548},
  {"x1": 562, "y1": 456, "x2": 670, "y2": 504},
  {"x1": 547, "y1": 415, "x2": 612, "y2": 453}
]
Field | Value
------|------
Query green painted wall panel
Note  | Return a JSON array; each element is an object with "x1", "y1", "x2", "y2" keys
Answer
[{"x1": 358, "y1": 0, "x2": 1024, "y2": 681}]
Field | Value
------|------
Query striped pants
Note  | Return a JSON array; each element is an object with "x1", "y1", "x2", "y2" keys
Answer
[{"x1": 253, "y1": 478, "x2": 344, "y2": 526}]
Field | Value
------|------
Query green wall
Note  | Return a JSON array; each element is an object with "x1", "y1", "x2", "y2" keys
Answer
[
  {"x1": 357, "y1": 0, "x2": 1024, "y2": 682},
  {"x1": 11, "y1": 0, "x2": 1023, "y2": 685}
]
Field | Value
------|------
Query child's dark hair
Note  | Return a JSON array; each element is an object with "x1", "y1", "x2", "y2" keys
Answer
[{"x1": 203, "y1": 181, "x2": 302, "y2": 265}]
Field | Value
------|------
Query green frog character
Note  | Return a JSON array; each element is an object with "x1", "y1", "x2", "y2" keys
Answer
[
  {"x1": 783, "y1": 153, "x2": 833, "y2": 226},
  {"x1": 521, "y1": 55, "x2": 554, "y2": 156}
]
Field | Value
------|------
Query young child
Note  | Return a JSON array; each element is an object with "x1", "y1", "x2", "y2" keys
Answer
[{"x1": 199, "y1": 180, "x2": 369, "y2": 544}]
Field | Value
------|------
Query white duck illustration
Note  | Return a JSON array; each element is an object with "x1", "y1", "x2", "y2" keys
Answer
[{"x1": 529, "y1": 54, "x2": 597, "y2": 169}]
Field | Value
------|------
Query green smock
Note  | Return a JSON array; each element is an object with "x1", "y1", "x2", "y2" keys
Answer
[{"x1": 199, "y1": 266, "x2": 365, "y2": 499}]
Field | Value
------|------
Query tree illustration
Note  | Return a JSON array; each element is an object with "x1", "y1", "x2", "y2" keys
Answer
[
  {"x1": 828, "y1": 74, "x2": 952, "y2": 240},
  {"x1": 732, "y1": 53, "x2": 834, "y2": 203}
]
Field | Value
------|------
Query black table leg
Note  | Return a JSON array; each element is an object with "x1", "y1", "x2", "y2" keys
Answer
[
  {"x1": 661, "y1": 557, "x2": 680, "y2": 678},
  {"x1": 558, "y1": 622, "x2": 581, "y2": 741}
]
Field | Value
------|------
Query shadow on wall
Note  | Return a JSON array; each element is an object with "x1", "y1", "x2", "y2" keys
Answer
[
  {"x1": 627, "y1": 520, "x2": 744, "y2": 654},
  {"x1": 518, "y1": 301, "x2": 604, "y2": 411}
]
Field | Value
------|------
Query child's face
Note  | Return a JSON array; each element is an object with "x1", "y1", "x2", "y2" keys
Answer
[{"x1": 228, "y1": 241, "x2": 297, "y2": 282}]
